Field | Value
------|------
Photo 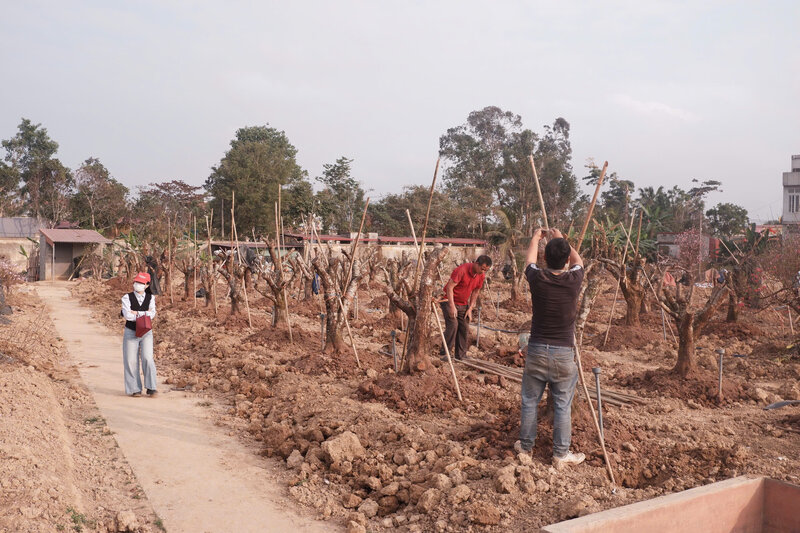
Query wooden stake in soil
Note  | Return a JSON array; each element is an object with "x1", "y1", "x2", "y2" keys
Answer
[
  {"x1": 432, "y1": 300, "x2": 463, "y2": 402},
  {"x1": 529, "y1": 154, "x2": 549, "y2": 229},
  {"x1": 231, "y1": 192, "x2": 253, "y2": 329},
  {"x1": 577, "y1": 161, "x2": 608, "y2": 253}
]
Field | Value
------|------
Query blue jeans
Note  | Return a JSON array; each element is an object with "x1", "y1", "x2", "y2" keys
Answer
[
  {"x1": 122, "y1": 328, "x2": 157, "y2": 395},
  {"x1": 519, "y1": 342, "x2": 578, "y2": 457}
]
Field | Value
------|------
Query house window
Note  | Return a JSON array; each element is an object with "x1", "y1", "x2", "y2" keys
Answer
[{"x1": 791, "y1": 194, "x2": 800, "y2": 213}]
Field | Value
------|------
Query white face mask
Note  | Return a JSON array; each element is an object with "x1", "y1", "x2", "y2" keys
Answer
[{"x1": 133, "y1": 282, "x2": 146, "y2": 293}]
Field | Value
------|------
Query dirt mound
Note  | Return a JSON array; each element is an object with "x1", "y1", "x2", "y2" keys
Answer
[
  {"x1": 618, "y1": 367, "x2": 749, "y2": 404},
  {"x1": 357, "y1": 367, "x2": 471, "y2": 413},
  {"x1": 500, "y1": 297, "x2": 530, "y2": 312},
  {"x1": 703, "y1": 320, "x2": 765, "y2": 340},
  {"x1": 104, "y1": 275, "x2": 130, "y2": 292},
  {"x1": 593, "y1": 323, "x2": 663, "y2": 351}
]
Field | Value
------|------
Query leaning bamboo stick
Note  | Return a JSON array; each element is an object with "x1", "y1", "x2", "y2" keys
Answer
[
  {"x1": 577, "y1": 161, "x2": 608, "y2": 254},
  {"x1": 168, "y1": 218, "x2": 174, "y2": 304},
  {"x1": 193, "y1": 215, "x2": 197, "y2": 309},
  {"x1": 432, "y1": 300, "x2": 463, "y2": 401},
  {"x1": 205, "y1": 214, "x2": 218, "y2": 316},
  {"x1": 274, "y1": 201, "x2": 293, "y2": 343},
  {"x1": 231, "y1": 193, "x2": 252, "y2": 329},
  {"x1": 575, "y1": 339, "x2": 616, "y2": 484},
  {"x1": 400, "y1": 158, "x2": 439, "y2": 373},
  {"x1": 529, "y1": 154, "x2": 549, "y2": 230},
  {"x1": 343, "y1": 198, "x2": 371, "y2": 292}
]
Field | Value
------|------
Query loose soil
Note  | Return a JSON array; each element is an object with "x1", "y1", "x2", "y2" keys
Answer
[{"x1": 8, "y1": 264, "x2": 799, "y2": 532}]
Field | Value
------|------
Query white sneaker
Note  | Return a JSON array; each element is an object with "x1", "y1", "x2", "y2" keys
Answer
[
  {"x1": 513, "y1": 440, "x2": 532, "y2": 455},
  {"x1": 553, "y1": 451, "x2": 585, "y2": 468}
]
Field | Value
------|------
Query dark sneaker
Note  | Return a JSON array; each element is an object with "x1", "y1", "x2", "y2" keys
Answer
[
  {"x1": 130, "y1": 392, "x2": 142, "y2": 397},
  {"x1": 146, "y1": 389, "x2": 158, "y2": 397}
]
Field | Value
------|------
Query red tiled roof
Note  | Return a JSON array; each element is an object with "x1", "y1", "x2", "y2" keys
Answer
[{"x1": 40, "y1": 228, "x2": 112, "y2": 245}]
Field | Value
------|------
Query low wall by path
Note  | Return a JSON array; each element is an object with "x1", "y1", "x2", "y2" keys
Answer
[{"x1": 542, "y1": 475, "x2": 800, "y2": 533}]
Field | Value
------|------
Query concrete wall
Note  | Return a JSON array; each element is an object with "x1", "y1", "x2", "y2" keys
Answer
[
  {"x1": 542, "y1": 476, "x2": 800, "y2": 533},
  {"x1": 304, "y1": 242, "x2": 486, "y2": 263},
  {"x1": 0, "y1": 238, "x2": 36, "y2": 272}
]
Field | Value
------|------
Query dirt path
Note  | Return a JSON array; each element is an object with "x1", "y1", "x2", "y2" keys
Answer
[{"x1": 36, "y1": 282, "x2": 336, "y2": 533}]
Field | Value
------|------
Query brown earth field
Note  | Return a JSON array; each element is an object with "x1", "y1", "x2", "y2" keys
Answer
[
  {"x1": 0, "y1": 286, "x2": 161, "y2": 532},
  {"x1": 6, "y1": 268, "x2": 800, "y2": 532}
]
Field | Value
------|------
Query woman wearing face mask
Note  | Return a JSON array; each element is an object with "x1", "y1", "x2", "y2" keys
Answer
[{"x1": 121, "y1": 272, "x2": 158, "y2": 397}]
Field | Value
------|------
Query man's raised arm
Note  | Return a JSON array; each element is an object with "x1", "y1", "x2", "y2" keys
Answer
[{"x1": 525, "y1": 228, "x2": 544, "y2": 266}]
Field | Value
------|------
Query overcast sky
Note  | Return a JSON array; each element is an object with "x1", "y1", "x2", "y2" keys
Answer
[{"x1": 2, "y1": 1, "x2": 798, "y2": 222}]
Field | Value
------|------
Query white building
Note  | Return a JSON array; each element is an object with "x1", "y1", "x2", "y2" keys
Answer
[{"x1": 783, "y1": 155, "x2": 800, "y2": 224}]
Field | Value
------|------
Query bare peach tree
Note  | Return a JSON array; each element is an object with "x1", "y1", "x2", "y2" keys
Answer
[
  {"x1": 311, "y1": 245, "x2": 364, "y2": 354},
  {"x1": 380, "y1": 251, "x2": 414, "y2": 328},
  {"x1": 383, "y1": 245, "x2": 449, "y2": 373},
  {"x1": 656, "y1": 229, "x2": 730, "y2": 378},
  {"x1": 253, "y1": 239, "x2": 291, "y2": 326}
]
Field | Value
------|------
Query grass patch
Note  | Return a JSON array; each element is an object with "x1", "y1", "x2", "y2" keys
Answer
[
  {"x1": 154, "y1": 516, "x2": 166, "y2": 531},
  {"x1": 66, "y1": 507, "x2": 96, "y2": 532}
]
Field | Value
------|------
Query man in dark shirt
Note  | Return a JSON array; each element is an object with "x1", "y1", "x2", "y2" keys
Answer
[{"x1": 515, "y1": 228, "x2": 586, "y2": 468}]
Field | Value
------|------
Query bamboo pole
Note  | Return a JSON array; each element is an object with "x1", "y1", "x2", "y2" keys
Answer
[
  {"x1": 343, "y1": 197, "x2": 371, "y2": 291},
  {"x1": 274, "y1": 200, "x2": 293, "y2": 343},
  {"x1": 577, "y1": 161, "x2": 608, "y2": 253},
  {"x1": 602, "y1": 209, "x2": 638, "y2": 347},
  {"x1": 193, "y1": 215, "x2": 197, "y2": 309},
  {"x1": 231, "y1": 192, "x2": 253, "y2": 329},
  {"x1": 634, "y1": 210, "x2": 644, "y2": 258},
  {"x1": 572, "y1": 161, "x2": 617, "y2": 486},
  {"x1": 400, "y1": 158, "x2": 439, "y2": 372},
  {"x1": 276, "y1": 185, "x2": 295, "y2": 341},
  {"x1": 205, "y1": 214, "x2": 218, "y2": 316},
  {"x1": 529, "y1": 154, "x2": 549, "y2": 229},
  {"x1": 168, "y1": 217, "x2": 174, "y2": 304},
  {"x1": 575, "y1": 338, "x2": 616, "y2": 484},
  {"x1": 406, "y1": 209, "x2": 419, "y2": 249},
  {"x1": 432, "y1": 301, "x2": 462, "y2": 401}
]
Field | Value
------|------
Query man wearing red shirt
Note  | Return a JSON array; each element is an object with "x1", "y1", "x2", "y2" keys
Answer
[{"x1": 440, "y1": 255, "x2": 492, "y2": 360}]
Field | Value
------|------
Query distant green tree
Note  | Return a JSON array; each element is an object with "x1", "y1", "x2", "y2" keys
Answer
[
  {"x1": 70, "y1": 157, "x2": 129, "y2": 231},
  {"x1": 314, "y1": 157, "x2": 365, "y2": 234},
  {"x1": 1, "y1": 118, "x2": 73, "y2": 224},
  {"x1": 439, "y1": 107, "x2": 581, "y2": 236},
  {"x1": 369, "y1": 185, "x2": 462, "y2": 237},
  {"x1": 705, "y1": 202, "x2": 748, "y2": 237},
  {"x1": 205, "y1": 125, "x2": 309, "y2": 237},
  {"x1": 134, "y1": 180, "x2": 206, "y2": 243}
]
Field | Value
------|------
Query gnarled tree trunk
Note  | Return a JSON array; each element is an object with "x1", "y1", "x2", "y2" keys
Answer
[
  {"x1": 311, "y1": 247, "x2": 364, "y2": 355},
  {"x1": 384, "y1": 246, "x2": 449, "y2": 373}
]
